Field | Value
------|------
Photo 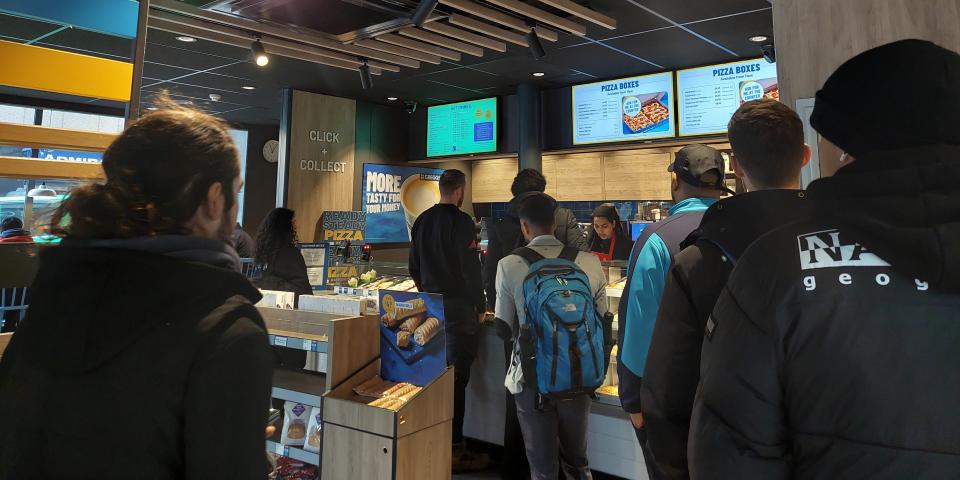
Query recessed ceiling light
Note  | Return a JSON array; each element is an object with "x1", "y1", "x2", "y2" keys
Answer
[
  {"x1": 176, "y1": 35, "x2": 196, "y2": 43},
  {"x1": 241, "y1": 85, "x2": 256, "y2": 90},
  {"x1": 146, "y1": 107, "x2": 158, "y2": 111},
  {"x1": 748, "y1": 35, "x2": 769, "y2": 43},
  {"x1": 532, "y1": 72, "x2": 545, "y2": 77},
  {"x1": 387, "y1": 96, "x2": 398, "y2": 101}
]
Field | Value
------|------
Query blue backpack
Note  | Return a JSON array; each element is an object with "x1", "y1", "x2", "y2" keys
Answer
[{"x1": 513, "y1": 246, "x2": 604, "y2": 401}]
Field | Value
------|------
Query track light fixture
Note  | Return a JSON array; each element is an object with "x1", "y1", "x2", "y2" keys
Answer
[
  {"x1": 411, "y1": 0, "x2": 439, "y2": 27},
  {"x1": 525, "y1": 24, "x2": 546, "y2": 60},
  {"x1": 251, "y1": 38, "x2": 269, "y2": 67},
  {"x1": 359, "y1": 59, "x2": 373, "y2": 90}
]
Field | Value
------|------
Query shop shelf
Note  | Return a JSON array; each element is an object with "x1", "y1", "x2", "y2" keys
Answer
[
  {"x1": 268, "y1": 332, "x2": 328, "y2": 352},
  {"x1": 273, "y1": 369, "x2": 327, "y2": 408},
  {"x1": 266, "y1": 440, "x2": 320, "y2": 466}
]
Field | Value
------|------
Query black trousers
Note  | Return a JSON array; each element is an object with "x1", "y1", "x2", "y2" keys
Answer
[
  {"x1": 634, "y1": 425, "x2": 663, "y2": 480},
  {"x1": 445, "y1": 301, "x2": 480, "y2": 444},
  {"x1": 502, "y1": 339, "x2": 530, "y2": 479}
]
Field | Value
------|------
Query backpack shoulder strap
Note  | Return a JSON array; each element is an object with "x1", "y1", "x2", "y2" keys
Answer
[
  {"x1": 511, "y1": 246, "x2": 545, "y2": 265},
  {"x1": 557, "y1": 246, "x2": 580, "y2": 263}
]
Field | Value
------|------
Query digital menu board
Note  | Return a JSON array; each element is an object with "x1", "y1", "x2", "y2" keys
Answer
[
  {"x1": 677, "y1": 59, "x2": 779, "y2": 136},
  {"x1": 426, "y1": 97, "x2": 497, "y2": 157},
  {"x1": 572, "y1": 71, "x2": 675, "y2": 145}
]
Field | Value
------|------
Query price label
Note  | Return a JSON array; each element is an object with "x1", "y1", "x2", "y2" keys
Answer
[
  {"x1": 273, "y1": 442, "x2": 286, "y2": 456},
  {"x1": 274, "y1": 336, "x2": 288, "y2": 347}
]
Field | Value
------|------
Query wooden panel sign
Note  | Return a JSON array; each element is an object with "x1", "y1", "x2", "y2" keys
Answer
[
  {"x1": 603, "y1": 152, "x2": 673, "y2": 200},
  {"x1": 471, "y1": 158, "x2": 517, "y2": 203},
  {"x1": 286, "y1": 90, "x2": 357, "y2": 242},
  {"x1": 553, "y1": 154, "x2": 603, "y2": 201}
]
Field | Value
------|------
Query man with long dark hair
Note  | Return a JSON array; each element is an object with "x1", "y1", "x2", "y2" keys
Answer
[{"x1": 0, "y1": 96, "x2": 272, "y2": 480}]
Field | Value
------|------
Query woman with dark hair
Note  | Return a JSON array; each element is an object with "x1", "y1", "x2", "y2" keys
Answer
[
  {"x1": 253, "y1": 208, "x2": 312, "y2": 297},
  {"x1": 587, "y1": 204, "x2": 632, "y2": 261}
]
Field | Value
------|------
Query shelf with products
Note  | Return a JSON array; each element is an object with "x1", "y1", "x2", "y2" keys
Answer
[{"x1": 266, "y1": 439, "x2": 320, "y2": 466}]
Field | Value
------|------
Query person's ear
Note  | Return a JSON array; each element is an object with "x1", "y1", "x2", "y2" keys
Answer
[
  {"x1": 203, "y1": 181, "x2": 225, "y2": 222},
  {"x1": 730, "y1": 154, "x2": 745, "y2": 179},
  {"x1": 670, "y1": 172, "x2": 679, "y2": 192},
  {"x1": 801, "y1": 144, "x2": 812, "y2": 168}
]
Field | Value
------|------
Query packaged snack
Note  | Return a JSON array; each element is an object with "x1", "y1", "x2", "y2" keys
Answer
[
  {"x1": 303, "y1": 406, "x2": 322, "y2": 453},
  {"x1": 280, "y1": 401, "x2": 311, "y2": 446}
]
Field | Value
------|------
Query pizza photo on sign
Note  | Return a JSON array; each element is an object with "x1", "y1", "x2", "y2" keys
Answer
[{"x1": 622, "y1": 91, "x2": 670, "y2": 135}]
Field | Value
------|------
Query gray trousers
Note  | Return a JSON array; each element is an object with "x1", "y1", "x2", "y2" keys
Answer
[{"x1": 514, "y1": 388, "x2": 593, "y2": 480}]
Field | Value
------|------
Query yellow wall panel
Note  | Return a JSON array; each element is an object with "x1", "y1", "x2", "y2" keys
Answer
[{"x1": 0, "y1": 40, "x2": 132, "y2": 101}]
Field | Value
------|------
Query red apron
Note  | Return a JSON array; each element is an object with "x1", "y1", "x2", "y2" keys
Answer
[{"x1": 593, "y1": 235, "x2": 616, "y2": 262}]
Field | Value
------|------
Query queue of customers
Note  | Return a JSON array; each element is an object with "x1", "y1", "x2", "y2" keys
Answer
[{"x1": 0, "y1": 38, "x2": 958, "y2": 480}]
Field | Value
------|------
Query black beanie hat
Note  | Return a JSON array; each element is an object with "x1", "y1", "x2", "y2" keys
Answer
[{"x1": 810, "y1": 39, "x2": 960, "y2": 156}]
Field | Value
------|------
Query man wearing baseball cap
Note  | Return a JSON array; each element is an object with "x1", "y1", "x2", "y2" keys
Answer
[
  {"x1": 617, "y1": 144, "x2": 728, "y2": 477},
  {"x1": 690, "y1": 39, "x2": 960, "y2": 478}
]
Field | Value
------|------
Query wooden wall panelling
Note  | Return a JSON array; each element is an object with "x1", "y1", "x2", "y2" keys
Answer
[
  {"x1": 602, "y1": 151, "x2": 673, "y2": 201},
  {"x1": 773, "y1": 0, "x2": 960, "y2": 176},
  {"x1": 552, "y1": 153, "x2": 602, "y2": 201},
  {"x1": 540, "y1": 155, "x2": 558, "y2": 198},
  {"x1": 471, "y1": 158, "x2": 517, "y2": 203},
  {"x1": 285, "y1": 90, "x2": 357, "y2": 242}
]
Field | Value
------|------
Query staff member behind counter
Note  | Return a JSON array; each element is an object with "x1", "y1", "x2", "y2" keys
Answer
[{"x1": 587, "y1": 204, "x2": 632, "y2": 261}]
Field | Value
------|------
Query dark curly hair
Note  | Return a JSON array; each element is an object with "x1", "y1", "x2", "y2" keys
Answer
[
  {"x1": 254, "y1": 208, "x2": 299, "y2": 266},
  {"x1": 51, "y1": 93, "x2": 239, "y2": 239}
]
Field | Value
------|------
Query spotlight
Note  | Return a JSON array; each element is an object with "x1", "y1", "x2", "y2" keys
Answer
[
  {"x1": 359, "y1": 59, "x2": 373, "y2": 90},
  {"x1": 176, "y1": 35, "x2": 196, "y2": 43},
  {"x1": 209, "y1": 93, "x2": 221, "y2": 101},
  {"x1": 241, "y1": 85, "x2": 256, "y2": 90},
  {"x1": 251, "y1": 39, "x2": 269, "y2": 67},
  {"x1": 760, "y1": 43, "x2": 776, "y2": 63},
  {"x1": 526, "y1": 28, "x2": 546, "y2": 60},
  {"x1": 411, "y1": 0, "x2": 439, "y2": 27},
  {"x1": 532, "y1": 72, "x2": 545, "y2": 77},
  {"x1": 748, "y1": 35, "x2": 769, "y2": 43},
  {"x1": 387, "y1": 96, "x2": 398, "y2": 101}
]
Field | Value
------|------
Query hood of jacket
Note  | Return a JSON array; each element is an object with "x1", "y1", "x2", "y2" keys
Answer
[
  {"x1": 807, "y1": 144, "x2": 960, "y2": 291},
  {"x1": 685, "y1": 189, "x2": 811, "y2": 260},
  {"x1": 0, "y1": 228, "x2": 31, "y2": 239},
  {"x1": 18, "y1": 236, "x2": 261, "y2": 374}
]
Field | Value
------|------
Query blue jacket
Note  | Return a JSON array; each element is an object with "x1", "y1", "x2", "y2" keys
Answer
[{"x1": 617, "y1": 197, "x2": 716, "y2": 413}]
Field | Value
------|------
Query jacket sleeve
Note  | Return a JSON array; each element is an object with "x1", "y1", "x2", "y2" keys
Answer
[
  {"x1": 458, "y1": 215, "x2": 485, "y2": 313},
  {"x1": 483, "y1": 224, "x2": 502, "y2": 312},
  {"x1": 557, "y1": 209, "x2": 587, "y2": 251},
  {"x1": 640, "y1": 256, "x2": 702, "y2": 479},
  {"x1": 408, "y1": 219, "x2": 422, "y2": 290},
  {"x1": 688, "y1": 283, "x2": 789, "y2": 480},
  {"x1": 617, "y1": 233, "x2": 671, "y2": 413},
  {"x1": 185, "y1": 314, "x2": 273, "y2": 480}
]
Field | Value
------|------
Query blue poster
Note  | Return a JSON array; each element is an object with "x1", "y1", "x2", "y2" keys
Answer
[
  {"x1": 362, "y1": 164, "x2": 445, "y2": 244},
  {"x1": 37, "y1": 149, "x2": 103, "y2": 163},
  {"x1": 378, "y1": 290, "x2": 446, "y2": 386}
]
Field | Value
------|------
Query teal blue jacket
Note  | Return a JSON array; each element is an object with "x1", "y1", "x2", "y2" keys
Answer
[{"x1": 617, "y1": 197, "x2": 716, "y2": 413}]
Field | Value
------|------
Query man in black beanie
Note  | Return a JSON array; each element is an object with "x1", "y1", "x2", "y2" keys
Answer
[{"x1": 688, "y1": 39, "x2": 960, "y2": 479}]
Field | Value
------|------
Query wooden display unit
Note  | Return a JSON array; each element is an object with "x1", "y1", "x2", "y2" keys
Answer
[{"x1": 322, "y1": 360, "x2": 454, "y2": 480}]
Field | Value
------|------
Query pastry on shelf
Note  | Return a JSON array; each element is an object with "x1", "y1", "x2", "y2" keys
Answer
[
  {"x1": 597, "y1": 385, "x2": 619, "y2": 396},
  {"x1": 397, "y1": 330, "x2": 411, "y2": 348},
  {"x1": 353, "y1": 375, "x2": 396, "y2": 398},
  {"x1": 413, "y1": 317, "x2": 439, "y2": 346}
]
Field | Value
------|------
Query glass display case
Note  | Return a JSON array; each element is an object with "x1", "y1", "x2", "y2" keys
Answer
[{"x1": 597, "y1": 260, "x2": 628, "y2": 403}]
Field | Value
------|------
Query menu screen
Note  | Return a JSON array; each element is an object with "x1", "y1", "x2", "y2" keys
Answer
[
  {"x1": 572, "y1": 72, "x2": 675, "y2": 145},
  {"x1": 677, "y1": 59, "x2": 779, "y2": 137},
  {"x1": 426, "y1": 97, "x2": 497, "y2": 157}
]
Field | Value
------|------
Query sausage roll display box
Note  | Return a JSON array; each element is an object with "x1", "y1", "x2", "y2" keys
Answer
[{"x1": 321, "y1": 354, "x2": 453, "y2": 479}]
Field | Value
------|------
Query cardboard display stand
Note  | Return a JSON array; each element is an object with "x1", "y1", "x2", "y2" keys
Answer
[{"x1": 321, "y1": 290, "x2": 453, "y2": 480}]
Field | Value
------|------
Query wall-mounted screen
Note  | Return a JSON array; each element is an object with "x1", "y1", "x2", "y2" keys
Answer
[
  {"x1": 677, "y1": 59, "x2": 779, "y2": 137},
  {"x1": 426, "y1": 97, "x2": 497, "y2": 157},
  {"x1": 572, "y1": 71, "x2": 675, "y2": 145}
]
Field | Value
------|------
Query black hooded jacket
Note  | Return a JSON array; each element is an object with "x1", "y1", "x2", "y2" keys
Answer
[
  {"x1": 482, "y1": 193, "x2": 585, "y2": 310},
  {"x1": 0, "y1": 238, "x2": 273, "y2": 480},
  {"x1": 689, "y1": 145, "x2": 960, "y2": 479},
  {"x1": 640, "y1": 189, "x2": 810, "y2": 479}
]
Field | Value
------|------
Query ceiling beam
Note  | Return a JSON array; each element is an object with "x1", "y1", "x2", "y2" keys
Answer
[
  {"x1": 398, "y1": 28, "x2": 484, "y2": 57},
  {"x1": 149, "y1": 16, "x2": 387, "y2": 74},
  {"x1": 438, "y1": 0, "x2": 558, "y2": 41},
  {"x1": 354, "y1": 39, "x2": 443, "y2": 64},
  {"x1": 448, "y1": 14, "x2": 526, "y2": 46},
  {"x1": 537, "y1": 0, "x2": 616, "y2": 30},
  {"x1": 422, "y1": 21, "x2": 507, "y2": 52},
  {"x1": 149, "y1": 0, "x2": 419, "y2": 68},
  {"x1": 376, "y1": 32, "x2": 462, "y2": 61},
  {"x1": 483, "y1": 0, "x2": 587, "y2": 36}
]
